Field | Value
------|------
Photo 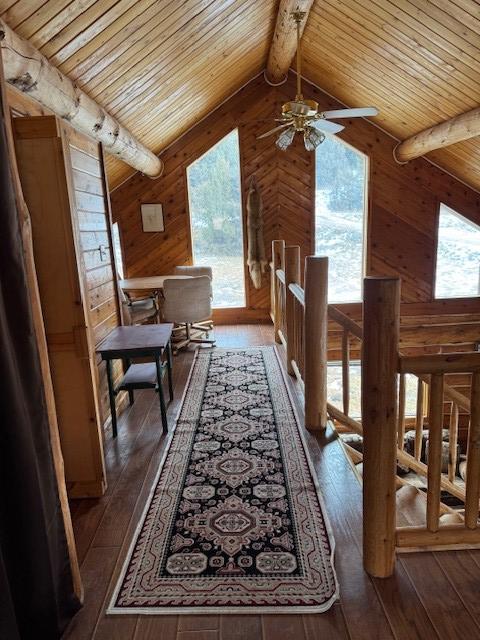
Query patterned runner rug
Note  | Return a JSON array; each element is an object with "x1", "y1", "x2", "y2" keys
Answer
[{"x1": 109, "y1": 347, "x2": 338, "y2": 614}]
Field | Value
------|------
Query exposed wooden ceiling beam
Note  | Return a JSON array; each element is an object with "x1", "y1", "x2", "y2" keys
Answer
[
  {"x1": 265, "y1": 0, "x2": 314, "y2": 85},
  {"x1": 394, "y1": 107, "x2": 480, "y2": 163},
  {"x1": 0, "y1": 20, "x2": 163, "y2": 179}
]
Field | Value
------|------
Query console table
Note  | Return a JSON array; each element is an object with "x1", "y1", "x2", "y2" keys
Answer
[{"x1": 97, "y1": 324, "x2": 174, "y2": 437}]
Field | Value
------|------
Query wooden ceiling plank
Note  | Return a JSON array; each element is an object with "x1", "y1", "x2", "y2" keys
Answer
[
  {"x1": 101, "y1": 0, "x2": 267, "y2": 116},
  {"x1": 76, "y1": 0, "x2": 228, "y2": 90},
  {"x1": 65, "y1": 0, "x2": 193, "y2": 81},
  {"x1": 0, "y1": 1, "x2": 20, "y2": 17},
  {"x1": 307, "y1": 4, "x2": 477, "y2": 116},
  {"x1": 428, "y1": 0, "x2": 480, "y2": 36},
  {"x1": 302, "y1": 42, "x2": 463, "y2": 135},
  {"x1": 86, "y1": 0, "x2": 246, "y2": 103},
  {"x1": 38, "y1": 0, "x2": 126, "y2": 60},
  {"x1": 377, "y1": 0, "x2": 480, "y2": 71},
  {"x1": 117, "y1": 41, "x2": 268, "y2": 137},
  {"x1": 0, "y1": 0, "x2": 47, "y2": 28},
  {"x1": 23, "y1": 0, "x2": 98, "y2": 49},
  {"x1": 324, "y1": 0, "x2": 480, "y2": 95},
  {"x1": 265, "y1": 0, "x2": 314, "y2": 84},
  {"x1": 113, "y1": 46, "x2": 267, "y2": 135},
  {"x1": 14, "y1": 0, "x2": 74, "y2": 39},
  {"x1": 59, "y1": 0, "x2": 162, "y2": 76},
  {"x1": 403, "y1": 0, "x2": 480, "y2": 50},
  {"x1": 302, "y1": 51, "x2": 437, "y2": 139}
]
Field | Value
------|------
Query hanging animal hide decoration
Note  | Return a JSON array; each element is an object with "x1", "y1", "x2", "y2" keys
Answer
[{"x1": 246, "y1": 176, "x2": 267, "y2": 289}]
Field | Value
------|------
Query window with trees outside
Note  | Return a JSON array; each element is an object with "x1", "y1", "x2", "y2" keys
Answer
[
  {"x1": 435, "y1": 203, "x2": 480, "y2": 299},
  {"x1": 315, "y1": 136, "x2": 367, "y2": 302},
  {"x1": 187, "y1": 129, "x2": 246, "y2": 308}
]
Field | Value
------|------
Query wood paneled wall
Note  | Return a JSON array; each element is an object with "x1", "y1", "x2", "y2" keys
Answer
[
  {"x1": 111, "y1": 73, "x2": 480, "y2": 319},
  {"x1": 7, "y1": 85, "x2": 125, "y2": 430}
]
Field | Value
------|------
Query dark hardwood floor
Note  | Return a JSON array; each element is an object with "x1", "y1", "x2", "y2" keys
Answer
[{"x1": 63, "y1": 324, "x2": 480, "y2": 640}]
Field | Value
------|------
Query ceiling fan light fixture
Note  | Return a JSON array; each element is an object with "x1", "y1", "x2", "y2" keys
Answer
[
  {"x1": 304, "y1": 126, "x2": 325, "y2": 151},
  {"x1": 276, "y1": 126, "x2": 296, "y2": 151}
]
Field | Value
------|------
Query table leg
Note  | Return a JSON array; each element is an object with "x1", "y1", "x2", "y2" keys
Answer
[
  {"x1": 106, "y1": 358, "x2": 118, "y2": 438},
  {"x1": 123, "y1": 358, "x2": 134, "y2": 405},
  {"x1": 155, "y1": 354, "x2": 168, "y2": 433},
  {"x1": 166, "y1": 340, "x2": 173, "y2": 401}
]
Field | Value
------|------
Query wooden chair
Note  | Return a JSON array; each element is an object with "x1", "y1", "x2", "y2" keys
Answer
[{"x1": 162, "y1": 275, "x2": 215, "y2": 353}]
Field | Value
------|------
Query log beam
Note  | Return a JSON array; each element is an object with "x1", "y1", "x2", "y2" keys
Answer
[
  {"x1": 394, "y1": 106, "x2": 480, "y2": 163},
  {"x1": 0, "y1": 20, "x2": 162, "y2": 179},
  {"x1": 265, "y1": 0, "x2": 314, "y2": 85}
]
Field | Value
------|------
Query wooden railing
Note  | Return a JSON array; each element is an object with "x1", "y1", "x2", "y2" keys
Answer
[
  {"x1": 270, "y1": 240, "x2": 327, "y2": 429},
  {"x1": 270, "y1": 240, "x2": 480, "y2": 578},
  {"x1": 363, "y1": 277, "x2": 480, "y2": 577}
]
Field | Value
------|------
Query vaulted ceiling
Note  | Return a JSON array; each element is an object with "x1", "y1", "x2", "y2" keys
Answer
[{"x1": 1, "y1": 0, "x2": 479, "y2": 191}]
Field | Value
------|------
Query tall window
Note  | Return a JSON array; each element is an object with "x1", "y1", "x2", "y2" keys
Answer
[
  {"x1": 435, "y1": 203, "x2": 480, "y2": 299},
  {"x1": 315, "y1": 137, "x2": 367, "y2": 302},
  {"x1": 187, "y1": 129, "x2": 245, "y2": 308}
]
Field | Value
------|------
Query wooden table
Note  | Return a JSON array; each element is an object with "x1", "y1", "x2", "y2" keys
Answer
[
  {"x1": 97, "y1": 324, "x2": 174, "y2": 438},
  {"x1": 118, "y1": 275, "x2": 192, "y2": 293}
]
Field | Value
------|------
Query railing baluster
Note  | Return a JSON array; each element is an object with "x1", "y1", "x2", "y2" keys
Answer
[
  {"x1": 284, "y1": 245, "x2": 301, "y2": 376},
  {"x1": 465, "y1": 372, "x2": 480, "y2": 528},
  {"x1": 426, "y1": 373, "x2": 444, "y2": 533},
  {"x1": 398, "y1": 373, "x2": 406, "y2": 449},
  {"x1": 342, "y1": 328, "x2": 350, "y2": 417},
  {"x1": 272, "y1": 240, "x2": 285, "y2": 344},
  {"x1": 415, "y1": 378, "x2": 425, "y2": 460},
  {"x1": 448, "y1": 401, "x2": 459, "y2": 483}
]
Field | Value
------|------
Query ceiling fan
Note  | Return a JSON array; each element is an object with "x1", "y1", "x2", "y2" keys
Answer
[{"x1": 258, "y1": 9, "x2": 379, "y2": 151}]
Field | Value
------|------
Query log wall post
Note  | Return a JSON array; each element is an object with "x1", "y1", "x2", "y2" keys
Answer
[
  {"x1": 284, "y1": 245, "x2": 300, "y2": 376},
  {"x1": 272, "y1": 239, "x2": 285, "y2": 344},
  {"x1": 362, "y1": 276, "x2": 400, "y2": 578},
  {"x1": 304, "y1": 255, "x2": 328, "y2": 430}
]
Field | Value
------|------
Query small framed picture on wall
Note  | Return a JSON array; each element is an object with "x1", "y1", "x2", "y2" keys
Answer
[{"x1": 141, "y1": 203, "x2": 164, "y2": 232}]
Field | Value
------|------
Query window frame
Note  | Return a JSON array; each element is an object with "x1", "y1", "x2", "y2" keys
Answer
[
  {"x1": 313, "y1": 135, "x2": 369, "y2": 304},
  {"x1": 185, "y1": 128, "x2": 247, "y2": 310}
]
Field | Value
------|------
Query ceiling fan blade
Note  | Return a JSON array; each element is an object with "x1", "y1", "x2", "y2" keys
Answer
[
  {"x1": 257, "y1": 122, "x2": 292, "y2": 139},
  {"x1": 322, "y1": 107, "x2": 379, "y2": 119},
  {"x1": 311, "y1": 119, "x2": 345, "y2": 134}
]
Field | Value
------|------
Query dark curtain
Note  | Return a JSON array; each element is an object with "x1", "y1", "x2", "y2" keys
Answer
[{"x1": 0, "y1": 90, "x2": 81, "y2": 637}]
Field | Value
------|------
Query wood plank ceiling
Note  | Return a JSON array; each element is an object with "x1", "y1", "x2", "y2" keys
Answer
[
  {"x1": 1, "y1": 0, "x2": 480, "y2": 192},
  {"x1": 302, "y1": 0, "x2": 480, "y2": 190},
  {"x1": 0, "y1": 0, "x2": 277, "y2": 187}
]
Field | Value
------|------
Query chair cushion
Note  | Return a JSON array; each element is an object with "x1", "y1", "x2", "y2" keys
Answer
[{"x1": 118, "y1": 363, "x2": 158, "y2": 389}]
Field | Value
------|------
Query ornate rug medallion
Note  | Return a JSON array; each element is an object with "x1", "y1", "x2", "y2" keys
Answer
[{"x1": 109, "y1": 347, "x2": 338, "y2": 614}]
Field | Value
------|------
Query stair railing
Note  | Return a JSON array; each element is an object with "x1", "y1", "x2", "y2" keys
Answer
[
  {"x1": 363, "y1": 277, "x2": 480, "y2": 577},
  {"x1": 270, "y1": 240, "x2": 328, "y2": 429},
  {"x1": 271, "y1": 241, "x2": 480, "y2": 577}
]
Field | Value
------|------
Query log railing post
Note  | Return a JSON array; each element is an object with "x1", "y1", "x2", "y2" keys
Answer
[
  {"x1": 362, "y1": 277, "x2": 400, "y2": 578},
  {"x1": 272, "y1": 239, "x2": 285, "y2": 344},
  {"x1": 284, "y1": 245, "x2": 300, "y2": 376},
  {"x1": 304, "y1": 256, "x2": 328, "y2": 430},
  {"x1": 465, "y1": 372, "x2": 480, "y2": 528}
]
